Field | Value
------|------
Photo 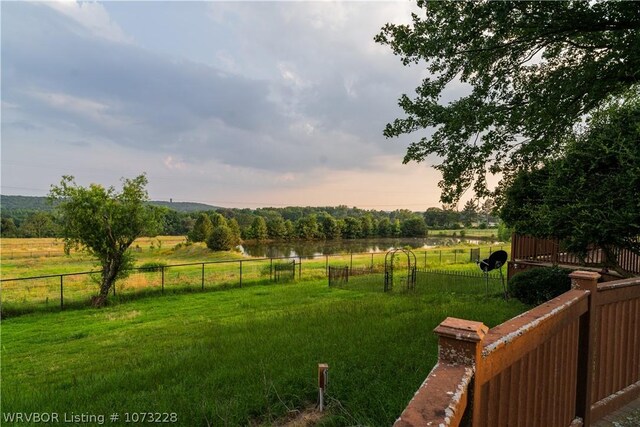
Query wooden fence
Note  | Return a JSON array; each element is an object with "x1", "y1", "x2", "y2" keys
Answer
[
  {"x1": 395, "y1": 271, "x2": 640, "y2": 427},
  {"x1": 509, "y1": 234, "x2": 640, "y2": 277}
]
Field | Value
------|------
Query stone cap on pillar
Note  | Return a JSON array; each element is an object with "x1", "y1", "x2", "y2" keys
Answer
[
  {"x1": 434, "y1": 317, "x2": 488, "y2": 343},
  {"x1": 570, "y1": 270, "x2": 601, "y2": 291}
]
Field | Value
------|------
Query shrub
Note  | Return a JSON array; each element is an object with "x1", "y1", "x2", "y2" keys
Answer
[
  {"x1": 497, "y1": 222, "x2": 512, "y2": 242},
  {"x1": 139, "y1": 261, "x2": 167, "y2": 272},
  {"x1": 207, "y1": 225, "x2": 235, "y2": 251},
  {"x1": 508, "y1": 267, "x2": 572, "y2": 305}
]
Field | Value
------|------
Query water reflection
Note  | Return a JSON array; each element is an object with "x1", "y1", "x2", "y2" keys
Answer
[{"x1": 239, "y1": 237, "x2": 497, "y2": 258}]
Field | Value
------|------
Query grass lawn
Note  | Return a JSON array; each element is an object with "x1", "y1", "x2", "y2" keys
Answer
[
  {"x1": 431, "y1": 228, "x2": 499, "y2": 238},
  {"x1": 1, "y1": 276, "x2": 528, "y2": 426},
  {"x1": 1, "y1": 238, "x2": 509, "y2": 317}
]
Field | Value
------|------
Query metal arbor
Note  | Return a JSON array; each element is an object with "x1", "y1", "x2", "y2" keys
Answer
[{"x1": 384, "y1": 248, "x2": 417, "y2": 292}]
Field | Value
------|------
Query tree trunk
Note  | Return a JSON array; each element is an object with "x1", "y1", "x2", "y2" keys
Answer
[
  {"x1": 602, "y1": 245, "x2": 634, "y2": 279},
  {"x1": 92, "y1": 261, "x2": 120, "y2": 307}
]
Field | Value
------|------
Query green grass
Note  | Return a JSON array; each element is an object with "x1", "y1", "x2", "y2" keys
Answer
[
  {"x1": 1, "y1": 276, "x2": 528, "y2": 426},
  {"x1": 431, "y1": 228, "x2": 500, "y2": 238},
  {"x1": 1, "y1": 241, "x2": 509, "y2": 316}
]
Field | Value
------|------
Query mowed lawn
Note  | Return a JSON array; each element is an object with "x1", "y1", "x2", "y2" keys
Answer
[{"x1": 1, "y1": 276, "x2": 528, "y2": 426}]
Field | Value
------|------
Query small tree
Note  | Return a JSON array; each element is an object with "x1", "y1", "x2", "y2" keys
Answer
[
  {"x1": 318, "y1": 213, "x2": 341, "y2": 240},
  {"x1": 250, "y1": 216, "x2": 268, "y2": 241},
  {"x1": 295, "y1": 215, "x2": 319, "y2": 240},
  {"x1": 188, "y1": 213, "x2": 213, "y2": 243},
  {"x1": 206, "y1": 224, "x2": 235, "y2": 251},
  {"x1": 228, "y1": 218, "x2": 242, "y2": 247},
  {"x1": 267, "y1": 216, "x2": 287, "y2": 240},
  {"x1": 49, "y1": 174, "x2": 160, "y2": 306},
  {"x1": 342, "y1": 216, "x2": 362, "y2": 239},
  {"x1": 376, "y1": 217, "x2": 393, "y2": 237},
  {"x1": 209, "y1": 212, "x2": 228, "y2": 228},
  {"x1": 460, "y1": 200, "x2": 478, "y2": 227},
  {"x1": 1, "y1": 217, "x2": 19, "y2": 237},
  {"x1": 19, "y1": 212, "x2": 58, "y2": 237},
  {"x1": 401, "y1": 216, "x2": 428, "y2": 237}
]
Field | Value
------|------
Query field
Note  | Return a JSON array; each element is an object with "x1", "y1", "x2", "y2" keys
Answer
[
  {"x1": 0, "y1": 237, "x2": 509, "y2": 316},
  {"x1": 0, "y1": 236, "x2": 521, "y2": 425},
  {"x1": 2, "y1": 273, "x2": 527, "y2": 426}
]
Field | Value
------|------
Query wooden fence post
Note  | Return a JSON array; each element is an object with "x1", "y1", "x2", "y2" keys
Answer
[{"x1": 570, "y1": 270, "x2": 600, "y2": 427}]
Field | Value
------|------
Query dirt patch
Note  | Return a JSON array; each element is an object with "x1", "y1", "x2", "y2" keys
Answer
[{"x1": 275, "y1": 406, "x2": 324, "y2": 427}]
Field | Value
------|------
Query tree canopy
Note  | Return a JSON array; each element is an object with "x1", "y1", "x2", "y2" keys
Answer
[
  {"x1": 49, "y1": 174, "x2": 160, "y2": 305},
  {"x1": 500, "y1": 99, "x2": 640, "y2": 274},
  {"x1": 376, "y1": 1, "x2": 640, "y2": 203}
]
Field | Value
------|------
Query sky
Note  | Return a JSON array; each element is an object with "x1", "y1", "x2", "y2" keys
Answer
[{"x1": 1, "y1": 0, "x2": 465, "y2": 211}]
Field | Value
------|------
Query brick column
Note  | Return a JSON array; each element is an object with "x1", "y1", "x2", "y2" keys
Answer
[
  {"x1": 571, "y1": 270, "x2": 600, "y2": 293},
  {"x1": 394, "y1": 317, "x2": 487, "y2": 427},
  {"x1": 434, "y1": 317, "x2": 488, "y2": 366},
  {"x1": 437, "y1": 318, "x2": 488, "y2": 427}
]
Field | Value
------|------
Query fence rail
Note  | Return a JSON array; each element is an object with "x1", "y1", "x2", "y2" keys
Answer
[
  {"x1": 1, "y1": 246, "x2": 505, "y2": 316},
  {"x1": 395, "y1": 272, "x2": 640, "y2": 427},
  {"x1": 510, "y1": 234, "x2": 640, "y2": 276}
]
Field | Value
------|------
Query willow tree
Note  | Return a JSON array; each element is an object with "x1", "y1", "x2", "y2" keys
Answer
[
  {"x1": 49, "y1": 174, "x2": 160, "y2": 306},
  {"x1": 376, "y1": 1, "x2": 640, "y2": 203}
]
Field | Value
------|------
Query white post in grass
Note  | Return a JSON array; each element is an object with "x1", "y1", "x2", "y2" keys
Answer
[{"x1": 318, "y1": 363, "x2": 328, "y2": 411}]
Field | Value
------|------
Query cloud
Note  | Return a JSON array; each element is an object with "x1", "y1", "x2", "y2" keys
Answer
[
  {"x1": 43, "y1": 1, "x2": 133, "y2": 44},
  {"x1": 2, "y1": 1, "x2": 453, "y2": 208},
  {"x1": 163, "y1": 156, "x2": 186, "y2": 171}
]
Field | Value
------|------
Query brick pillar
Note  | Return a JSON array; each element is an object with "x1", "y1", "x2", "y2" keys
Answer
[
  {"x1": 434, "y1": 317, "x2": 488, "y2": 366},
  {"x1": 570, "y1": 270, "x2": 600, "y2": 292},
  {"x1": 570, "y1": 271, "x2": 600, "y2": 427},
  {"x1": 436, "y1": 317, "x2": 488, "y2": 427}
]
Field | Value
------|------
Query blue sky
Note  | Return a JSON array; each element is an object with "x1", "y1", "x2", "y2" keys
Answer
[{"x1": 1, "y1": 1, "x2": 461, "y2": 210}]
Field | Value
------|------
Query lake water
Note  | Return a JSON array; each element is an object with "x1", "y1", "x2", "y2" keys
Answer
[{"x1": 239, "y1": 237, "x2": 499, "y2": 258}]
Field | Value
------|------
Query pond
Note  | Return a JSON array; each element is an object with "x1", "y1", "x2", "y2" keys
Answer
[{"x1": 239, "y1": 236, "x2": 500, "y2": 258}]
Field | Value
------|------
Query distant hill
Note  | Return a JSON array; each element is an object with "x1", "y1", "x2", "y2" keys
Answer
[
  {"x1": 148, "y1": 200, "x2": 220, "y2": 212},
  {"x1": 1, "y1": 195, "x2": 53, "y2": 212},
  {"x1": 1, "y1": 195, "x2": 219, "y2": 214}
]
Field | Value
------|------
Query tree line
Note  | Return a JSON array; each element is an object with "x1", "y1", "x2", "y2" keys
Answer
[{"x1": 1, "y1": 202, "x2": 499, "y2": 240}]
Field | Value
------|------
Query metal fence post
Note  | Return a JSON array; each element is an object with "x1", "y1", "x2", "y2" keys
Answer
[
  {"x1": 270, "y1": 258, "x2": 273, "y2": 281},
  {"x1": 201, "y1": 263, "x2": 205, "y2": 290},
  {"x1": 60, "y1": 275, "x2": 64, "y2": 310},
  {"x1": 326, "y1": 255, "x2": 329, "y2": 276},
  {"x1": 161, "y1": 266, "x2": 165, "y2": 294},
  {"x1": 298, "y1": 257, "x2": 302, "y2": 280},
  {"x1": 350, "y1": 252, "x2": 353, "y2": 271},
  {"x1": 440, "y1": 250, "x2": 442, "y2": 263},
  {"x1": 239, "y1": 260, "x2": 243, "y2": 287}
]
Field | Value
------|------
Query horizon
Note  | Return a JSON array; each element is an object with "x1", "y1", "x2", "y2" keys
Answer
[
  {"x1": 0, "y1": 193, "x2": 445, "y2": 213},
  {"x1": 0, "y1": 1, "x2": 495, "y2": 211}
]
